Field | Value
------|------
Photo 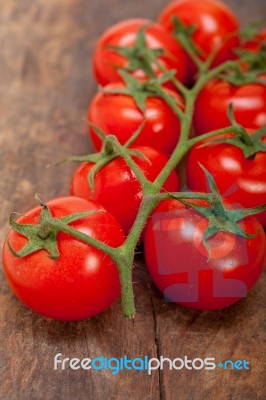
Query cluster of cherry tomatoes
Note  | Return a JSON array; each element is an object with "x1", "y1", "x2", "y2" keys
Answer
[{"x1": 2, "y1": 0, "x2": 266, "y2": 321}]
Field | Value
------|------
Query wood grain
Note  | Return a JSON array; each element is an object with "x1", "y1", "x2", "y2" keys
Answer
[{"x1": 0, "y1": 1, "x2": 265, "y2": 399}]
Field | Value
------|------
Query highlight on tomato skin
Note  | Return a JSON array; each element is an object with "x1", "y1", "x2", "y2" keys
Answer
[
  {"x1": 2, "y1": 197, "x2": 125, "y2": 321},
  {"x1": 144, "y1": 199, "x2": 266, "y2": 311},
  {"x1": 92, "y1": 18, "x2": 188, "y2": 87},
  {"x1": 88, "y1": 82, "x2": 184, "y2": 156},
  {"x1": 70, "y1": 145, "x2": 180, "y2": 235}
]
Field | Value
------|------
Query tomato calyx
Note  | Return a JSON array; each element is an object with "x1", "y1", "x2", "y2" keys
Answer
[
  {"x1": 8, "y1": 194, "x2": 103, "y2": 260},
  {"x1": 218, "y1": 46, "x2": 266, "y2": 85},
  {"x1": 106, "y1": 25, "x2": 165, "y2": 79},
  {"x1": 101, "y1": 69, "x2": 183, "y2": 118},
  {"x1": 199, "y1": 104, "x2": 266, "y2": 158},
  {"x1": 219, "y1": 65, "x2": 266, "y2": 86},
  {"x1": 183, "y1": 166, "x2": 266, "y2": 255},
  {"x1": 58, "y1": 122, "x2": 151, "y2": 193},
  {"x1": 237, "y1": 45, "x2": 266, "y2": 72}
]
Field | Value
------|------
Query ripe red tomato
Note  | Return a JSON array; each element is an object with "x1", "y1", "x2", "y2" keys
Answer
[
  {"x1": 70, "y1": 146, "x2": 179, "y2": 235},
  {"x1": 2, "y1": 197, "x2": 125, "y2": 321},
  {"x1": 187, "y1": 133, "x2": 266, "y2": 226},
  {"x1": 88, "y1": 82, "x2": 183, "y2": 155},
  {"x1": 193, "y1": 78, "x2": 266, "y2": 135},
  {"x1": 144, "y1": 199, "x2": 266, "y2": 310},
  {"x1": 92, "y1": 18, "x2": 187, "y2": 86},
  {"x1": 158, "y1": 0, "x2": 240, "y2": 78}
]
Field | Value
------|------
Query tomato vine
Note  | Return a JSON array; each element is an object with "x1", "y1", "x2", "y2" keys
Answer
[{"x1": 5, "y1": 11, "x2": 266, "y2": 319}]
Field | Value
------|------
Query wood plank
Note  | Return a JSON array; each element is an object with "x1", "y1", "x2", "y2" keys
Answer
[{"x1": 153, "y1": 273, "x2": 266, "y2": 400}]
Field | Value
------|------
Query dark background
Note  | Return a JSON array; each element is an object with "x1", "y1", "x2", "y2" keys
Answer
[{"x1": 0, "y1": 1, "x2": 265, "y2": 399}]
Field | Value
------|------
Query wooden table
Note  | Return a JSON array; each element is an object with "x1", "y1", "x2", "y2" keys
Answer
[{"x1": 0, "y1": 1, "x2": 265, "y2": 399}]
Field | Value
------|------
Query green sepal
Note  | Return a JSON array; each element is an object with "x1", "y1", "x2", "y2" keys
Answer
[
  {"x1": 53, "y1": 117, "x2": 148, "y2": 195},
  {"x1": 199, "y1": 105, "x2": 266, "y2": 159},
  {"x1": 8, "y1": 199, "x2": 103, "y2": 259},
  {"x1": 87, "y1": 122, "x2": 148, "y2": 193},
  {"x1": 219, "y1": 46, "x2": 266, "y2": 85},
  {"x1": 101, "y1": 69, "x2": 181, "y2": 114},
  {"x1": 199, "y1": 135, "x2": 266, "y2": 159},
  {"x1": 179, "y1": 166, "x2": 266, "y2": 257},
  {"x1": 128, "y1": 149, "x2": 152, "y2": 165},
  {"x1": 236, "y1": 45, "x2": 266, "y2": 72},
  {"x1": 117, "y1": 69, "x2": 154, "y2": 112},
  {"x1": 89, "y1": 122, "x2": 107, "y2": 142},
  {"x1": 87, "y1": 154, "x2": 116, "y2": 194},
  {"x1": 231, "y1": 203, "x2": 266, "y2": 220},
  {"x1": 125, "y1": 120, "x2": 146, "y2": 147},
  {"x1": 51, "y1": 153, "x2": 101, "y2": 167},
  {"x1": 219, "y1": 67, "x2": 266, "y2": 86},
  {"x1": 106, "y1": 25, "x2": 165, "y2": 79}
]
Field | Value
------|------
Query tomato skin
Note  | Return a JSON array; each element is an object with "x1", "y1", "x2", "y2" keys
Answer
[
  {"x1": 70, "y1": 146, "x2": 179, "y2": 235},
  {"x1": 92, "y1": 18, "x2": 187, "y2": 86},
  {"x1": 88, "y1": 82, "x2": 183, "y2": 155},
  {"x1": 158, "y1": 0, "x2": 240, "y2": 78},
  {"x1": 193, "y1": 78, "x2": 266, "y2": 135},
  {"x1": 2, "y1": 197, "x2": 125, "y2": 321},
  {"x1": 187, "y1": 133, "x2": 266, "y2": 226},
  {"x1": 144, "y1": 199, "x2": 266, "y2": 310}
]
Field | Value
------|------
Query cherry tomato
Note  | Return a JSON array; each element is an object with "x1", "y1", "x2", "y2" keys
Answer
[
  {"x1": 144, "y1": 199, "x2": 266, "y2": 310},
  {"x1": 193, "y1": 78, "x2": 266, "y2": 135},
  {"x1": 88, "y1": 82, "x2": 183, "y2": 155},
  {"x1": 70, "y1": 146, "x2": 179, "y2": 235},
  {"x1": 92, "y1": 18, "x2": 187, "y2": 86},
  {"x1": 2, "y1": 197, "x2": 125, "y2": 321},
  {"x1": 187, "y1": 133, "x2": 266, "y2": 226},
  {"x1": 158, "y1": 0, "x2": 240, "y2": 79}
]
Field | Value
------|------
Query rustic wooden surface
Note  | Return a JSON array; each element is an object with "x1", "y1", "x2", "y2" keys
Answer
[{"x1": 0, "y1": 1, "x2": 265, "y2": 399}]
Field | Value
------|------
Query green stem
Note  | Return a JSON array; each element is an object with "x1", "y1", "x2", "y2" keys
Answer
[
  {"x1": 87, "y1": 58, "x2": 247, "y2": 317},
  {"x1": 146, "y1": 191, "x2": 215, "y2": 204},
  {"x1": 188, "y1": 60, "x2": 239, "y2": 102},
  {"x1": 153, "y1": 92, "x2": 195, "y2": 189},
  {"x1": 177, "y1": 34, "x2": 205, "y2": 71},
  {"x1": 104, "y1": 135, "x2": 153, "y2": 190},
  {"x1": 114, "y1": 58, "x2": 249, "y2": 316},
  {"x1": 153, "y1": 84, "x2": 185, "y2": 122},
  {"x1": 121, "y1": 190, "x2": 216, "y2": 262},
  {"x1": 170, "y1": 75, "x2": 190, "y2": 97},
  {"x1": 49, "y1": 219, "x2": 117, "y2": 259},
  {"x1": 154, "y1": 141, "x2": 190, "y2": 188},
  {"x1": 123, "y1": 195, "x2": 159, "y2": 252},
  {"x1": 51, "y1": 44, "x2": 249, "y2": 319},
  {"x1": 188, "y1": 126, "x2": 239, "y2": 146},
  {"x1": 153, "y1": 58, "x2": 190, "y2": 97},
  {"x1": 117, "y1": 258, "x2": 135, "y2": 318},
  {"x1": 51, "y1": 217, "x2": 137, "y2": 317}
]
